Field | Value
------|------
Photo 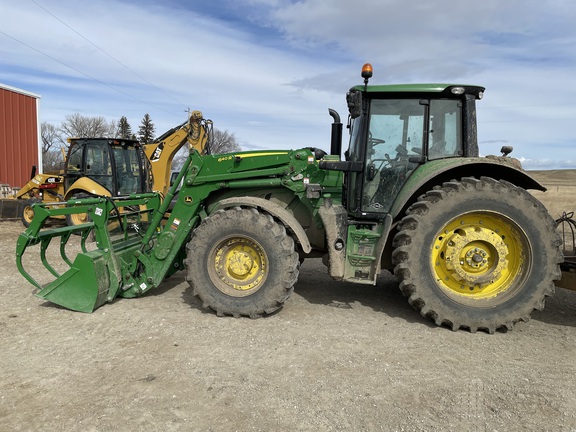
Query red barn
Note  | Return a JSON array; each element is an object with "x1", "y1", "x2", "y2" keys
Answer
[{"x1": 0, "y1": 84, "x2": 41, "y2": 190}]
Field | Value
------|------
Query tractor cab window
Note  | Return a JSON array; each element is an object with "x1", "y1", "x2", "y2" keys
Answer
[
  {"x1": 362, "y1": 99, "x2": 424, "y2": 213},
  {"x1": 428, "y1": 99, "x2": 462, "y2": 159}
]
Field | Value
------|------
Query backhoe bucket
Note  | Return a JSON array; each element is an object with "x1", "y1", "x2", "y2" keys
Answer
[{"x1": 16, "y1": 194, "x2": 161, "y2": 312}]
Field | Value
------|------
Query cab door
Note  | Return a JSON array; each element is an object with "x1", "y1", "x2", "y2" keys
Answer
[{"x1": 360, "y1": 99, "x2": 426, "y2": 215}]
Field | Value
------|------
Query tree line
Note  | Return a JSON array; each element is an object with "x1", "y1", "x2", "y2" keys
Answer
[{"x1": 41, "y1": 113, "x2": 241, "y2": 172}]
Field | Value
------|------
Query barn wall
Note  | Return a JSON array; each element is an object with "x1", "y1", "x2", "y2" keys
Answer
[{"x1": 0, "y1": 85, "x2": 41, "y2": 189}]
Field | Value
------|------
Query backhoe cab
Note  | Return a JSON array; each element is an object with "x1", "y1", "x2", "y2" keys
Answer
[
  {"x1": 17, "y1": 138, "x2": 150, "y2": 227},
  {"x1": 17, "y1": 110, "x2": 210, "y2": 227},
  {"x1": 16, "y1": 65, "x2": 564, "y2": 334},
  {"x1": 65, "y1": 138, "x2": 151, "y2": 197}
]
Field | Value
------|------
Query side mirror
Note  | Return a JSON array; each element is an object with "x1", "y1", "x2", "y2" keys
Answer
[{"x1": 347, "y1": 89, "x2": 362, "y2": 119}]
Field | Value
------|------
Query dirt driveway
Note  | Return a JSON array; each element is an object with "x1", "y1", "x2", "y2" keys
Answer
[{"x1": 1, "y1": 216, "x2": 576, "y2": 431}]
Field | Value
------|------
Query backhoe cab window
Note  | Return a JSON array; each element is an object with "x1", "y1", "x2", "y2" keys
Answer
[
  {"x1": 85, "y1": 142, "x2": 114, "y2": 192},
  {"x1": 67, "y1": 144, "x2": 83, "y2": 171},
  {"x1": 113, "y1": 146, "x2": 143, "y2": 195}
]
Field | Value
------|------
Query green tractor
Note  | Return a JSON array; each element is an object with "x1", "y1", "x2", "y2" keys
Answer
[{"x1": 16, "y1": 64, "x2": 563, "y2": 333}]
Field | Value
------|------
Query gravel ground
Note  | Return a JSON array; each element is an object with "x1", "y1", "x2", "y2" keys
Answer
[{"x1": 1, "y1": 218, "x2": 576, "y2": 432}]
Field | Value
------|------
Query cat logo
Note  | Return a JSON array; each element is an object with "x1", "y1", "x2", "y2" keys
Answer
[
  {"x1": 150, "y1": 142, "x2": 164, "y2": 162},
  {"x1": 184, "y1": 196, "x2": 193, "y2": 203}
]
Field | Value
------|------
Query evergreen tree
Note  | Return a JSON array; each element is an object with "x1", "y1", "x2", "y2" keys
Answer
[
  {"x1": 117, "y1": 116, "x2": 133, "y2": 139},
  {"x1": 138, "y1": 113, "x2": 155, "y2": 144}
]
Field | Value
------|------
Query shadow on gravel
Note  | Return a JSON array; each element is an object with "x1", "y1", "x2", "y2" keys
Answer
[
  {"x1": 532, "y1": 287, "x2": 576, "y2": 328},
  {"x1": 292, "y1": 259, "x2": 434, "y2": 327}
]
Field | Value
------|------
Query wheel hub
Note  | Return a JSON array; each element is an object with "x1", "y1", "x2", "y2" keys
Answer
[
  {"x1": 443, "y1": 226, "x2": 509, "y2": 286},
  {"x1": 213, "y1": 237, "x2": 267, "y2": 294},
  {"x1": 228, "y1": 251, "x2": 254, "y2": 277}
]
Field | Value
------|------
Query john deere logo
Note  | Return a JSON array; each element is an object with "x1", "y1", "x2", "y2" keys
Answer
[{"x1": 184, "y1": 196, "x2": 193, "y2": 203}]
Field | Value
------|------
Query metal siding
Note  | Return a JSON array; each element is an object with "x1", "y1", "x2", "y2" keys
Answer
[{"x1": 0, "y1": 87, "x2": 39, "y2": 188}]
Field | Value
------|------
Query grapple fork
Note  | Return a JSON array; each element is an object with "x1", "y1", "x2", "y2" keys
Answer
[{"x1": 16, "y1": 194, "x2": 160, "y2": 312}]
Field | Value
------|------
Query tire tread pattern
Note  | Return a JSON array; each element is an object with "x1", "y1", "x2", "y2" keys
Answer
[
  {"x1": 186, "y1": 207, "x2": 299, "y2": 318},
  {"x1": 392, "y1": 176, "x2": 562, "y2": 333}
]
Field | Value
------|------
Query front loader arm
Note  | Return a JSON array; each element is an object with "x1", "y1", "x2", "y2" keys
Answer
[{"x1": 16, "y1": 147, "x2": 323, "y2": 313}]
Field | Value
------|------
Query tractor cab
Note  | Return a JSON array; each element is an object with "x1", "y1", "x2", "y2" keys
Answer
[
  {"x1": 342, "y1": 64, "x2": 485, "y2": 218},
  {"x1": 65, "y1": 138, "x2": 151, "y2": 196}
]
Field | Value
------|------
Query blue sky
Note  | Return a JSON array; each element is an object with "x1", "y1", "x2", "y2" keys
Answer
[{"x1": 2, "y1": 0, "x2": 576, "y2": 169}]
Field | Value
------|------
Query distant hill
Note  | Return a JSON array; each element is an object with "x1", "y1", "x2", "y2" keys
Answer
[{"x1": 528, "y1": 169, "x2": 576, "y2": 186}]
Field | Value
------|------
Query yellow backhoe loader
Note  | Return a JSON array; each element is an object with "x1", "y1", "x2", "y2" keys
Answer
[{"x1": 16, "y1": 111, "x2": 211, "y2": 226}]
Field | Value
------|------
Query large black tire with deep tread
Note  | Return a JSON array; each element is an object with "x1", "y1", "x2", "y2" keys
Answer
[
  {"x1": 392, "y1": 176, "x2": 563, "y2": 333},
  {"x1": 186, "y1": 207, "x2": 299, "y2": 318}
]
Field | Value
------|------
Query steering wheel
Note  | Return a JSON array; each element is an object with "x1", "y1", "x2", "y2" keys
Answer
[{"x1": 369, "y1": 137, "x2": 386, "y2": 146}]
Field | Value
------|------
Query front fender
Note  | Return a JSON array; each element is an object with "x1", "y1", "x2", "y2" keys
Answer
[
  {"x1": 209, "y1": 196, "x2": 312, "y2": 254},
  {"x1": 64, "y1": 177, "x2": 112, "y2": 200}
]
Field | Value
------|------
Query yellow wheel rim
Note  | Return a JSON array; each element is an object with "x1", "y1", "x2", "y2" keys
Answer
[
  {"x1": 210, "y1": 236, "x2": 268, "y2": 297},
  {"x1": 69, "y1": 211, "x2": 89, "y2": 226},
  {"x1": 431, "y1": 211, "x2": 529, "y2": 304},
  {"x1": 23, "y1": 206, "x2": 35, "y2": 224}
]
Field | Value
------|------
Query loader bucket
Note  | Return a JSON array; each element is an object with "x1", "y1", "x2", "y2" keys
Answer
[{"x1": 36, "y1": 250, "x2": 110, "y2": 313}]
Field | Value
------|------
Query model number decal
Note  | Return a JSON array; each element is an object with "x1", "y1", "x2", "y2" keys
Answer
[{"x1": 218, "y1": 155, "x2": 233, "y2": 162}]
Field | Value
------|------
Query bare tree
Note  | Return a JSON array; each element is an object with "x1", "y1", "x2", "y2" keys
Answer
[
  {"x1": 43, "y1": 149, "x2": 65, "y2": 173},
  {"x1": 60, "y1": 113, "x2": 116, "y2": 143},
  {"x1": 209, "y1": 129, "x2": 241, "y2": 154},
  {"x1": 171, "y1": 128, "x2": 241, "y2": 170},
  {"x1": 40, "y1": 122, "x2": 63, "y2": 153},
  {"x1": 40, "y1": 122, "x2": 65, "y2": 173}
]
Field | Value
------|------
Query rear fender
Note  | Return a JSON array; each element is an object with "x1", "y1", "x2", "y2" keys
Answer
[
  {"x1": 390, "y1": 158, "x2": 546, "y2": 219},
  {"x1": 209, "y1": 196, "x2": 312, "y2": 254}
]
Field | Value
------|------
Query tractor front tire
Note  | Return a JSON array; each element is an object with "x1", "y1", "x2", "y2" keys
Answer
[
  {"x1": 22, "y1": 198, "x2": 42, "y2": 227},
  {"x1": 186, "y1": 207, "x2": 300, "y2": 318},
  {"x1": 392, "y1": 177, "x2": 562, "y2": 333}
]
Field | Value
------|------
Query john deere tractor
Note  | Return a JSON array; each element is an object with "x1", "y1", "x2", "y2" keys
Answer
[{"x1": 17, "y1": 64, "x2": 564, "y2": 333}]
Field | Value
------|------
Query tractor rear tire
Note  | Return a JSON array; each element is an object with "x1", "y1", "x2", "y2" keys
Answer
[
  {"x1": 186, "y1": 207, "x2": 300, "y2": 318},
  {"x1": 21, "y1": 198, "x2": 42, "y2": 228},
  {"x1": 392, "y1": 176, "x2": 562, "y2": 333}
]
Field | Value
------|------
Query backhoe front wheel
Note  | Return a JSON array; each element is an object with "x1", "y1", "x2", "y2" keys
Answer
[
  {"x1": 22, "y1": 198, "x2": 42, "y2": 227},
  {"x1": 186, "y1": 207, "x2": 300, "y2": 318},
  {"x1": 65, "y1": 194, "x2": 90, "y2": 227},
  {"x1": 392, "y1": 177, "x2": 562, "y2": 333}
]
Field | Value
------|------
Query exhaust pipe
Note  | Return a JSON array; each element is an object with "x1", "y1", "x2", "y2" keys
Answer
[{"x1": 328, "y1": 108, "x2": 342, "y2": 157}]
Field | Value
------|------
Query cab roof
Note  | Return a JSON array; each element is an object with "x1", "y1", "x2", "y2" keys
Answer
[{"x1": 351, "y1": 84, "x2": 485, "y2": 99}]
